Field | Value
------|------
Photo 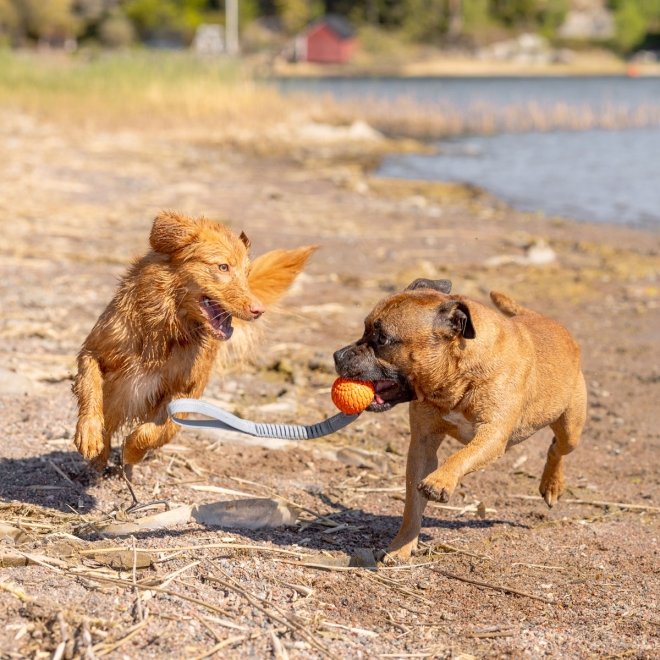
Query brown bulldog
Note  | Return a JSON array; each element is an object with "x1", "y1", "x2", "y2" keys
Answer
[{"x1": 333, "y1": 279, "x2": 586, "y2": 560}]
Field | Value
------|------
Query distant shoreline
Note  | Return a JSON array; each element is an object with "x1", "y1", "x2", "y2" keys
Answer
[{"x1": 269, "y1": 56, "x2": 660, "y2": 80}]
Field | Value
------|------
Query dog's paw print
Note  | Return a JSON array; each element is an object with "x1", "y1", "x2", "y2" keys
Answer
[{"x1": 418, "y1": 476, "x2": 456, "y2": 503}]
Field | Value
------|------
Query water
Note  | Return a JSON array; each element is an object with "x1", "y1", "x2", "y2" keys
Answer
[
  {"x1": 274, "y1": 76, "x2": 660, "y2": 228},
  {"x1": 378, "y1": 129, "x2": 660, "y2": 227},
  {"x1": 275, "y1": 75, "x2": 660, "y2": 111}
]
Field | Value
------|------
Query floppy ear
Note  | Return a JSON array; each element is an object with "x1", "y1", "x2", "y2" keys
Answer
[
  {"x1": 406, "y1": 278, "x2": 452, "y2": 294},
  {"x1": 435, "y1": 301, "x2": 476, "y2": 339},
  {"x1": 248, "y1": 245, "x2": 317, "y2": 305},
  {"x1": 150, "y1": 211, "x2": 198, "y2": 255}
]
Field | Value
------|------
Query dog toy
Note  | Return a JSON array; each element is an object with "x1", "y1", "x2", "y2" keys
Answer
[
  {"x1": 168, "y1": 398, "x2": 359, "y2": 440},
  {"x1": 331, "y1": 377, "x2": 375, "y2": 414}
]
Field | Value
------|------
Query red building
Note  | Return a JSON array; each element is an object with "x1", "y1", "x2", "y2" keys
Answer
[{"x1": 296, "y1": 15, "x2": 357, "y2": 64}]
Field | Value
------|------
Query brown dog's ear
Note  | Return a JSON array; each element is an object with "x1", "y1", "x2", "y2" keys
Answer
[
  {"x1": 406, "y1": 278, "x2": 452, "y2": 294},
  {"x1": 150, "y1": 211, "x2": 198, "y2": 255},
  {"x1": 239, "y1": 231, "x2": 251, "y2": 249},
  {"x1": 435, "y1": 301, "x2": 475, "y2": 339}
]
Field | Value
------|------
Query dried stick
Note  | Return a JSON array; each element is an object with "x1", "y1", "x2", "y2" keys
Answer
[
  {"x1": 431, "y1": 568, "x2": 554, "y2": 604},
  {"x1": 206, "y1": 570, "x2": 337, "y2": 659},
  {"x1": 423, "y1": 541, "x2": 492, "y2": 561},
  {"x1": 78, "y1": 542, "x2": 304, "y2": 558},
  {"x1": 93, "y1": 617, "x2": 150, "y2": 657},
  {"x1": 508, "y1": 494, "x2": 660, "y2": 513}
]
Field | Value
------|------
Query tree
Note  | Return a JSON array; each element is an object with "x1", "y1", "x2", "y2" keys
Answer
[
  {"x1": 275, "y1": 0, "x2": 323, "y2": 35},
  {"x1": 400, "y1": 0, "x2": 447, "y2": 42},
  {"x1": 123, "y1": 0, "x2": 206, "y2": 41},
  {"x1": 0, "y1": 0, "x2": 19, "y2": 42},
  {"x1": 15, "y1": 0, "x2": 80, "y2": 41},
  {"x1": 613, "y1": 0, "x2": 647, "y2": 50},
  {"x1": 98, "y1": 9, "x2": 136, "y2": 47}
]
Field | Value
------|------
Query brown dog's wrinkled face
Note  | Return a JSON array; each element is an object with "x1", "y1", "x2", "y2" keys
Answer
[
  {"x1": 149, "y1": 211, "x2": 265, "y2": 340},
  {"x1": 333, "y1": 278, "x2": 477, "y2": 412}
]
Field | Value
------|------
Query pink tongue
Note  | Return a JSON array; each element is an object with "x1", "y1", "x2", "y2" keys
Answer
[{"x1": 375, "y1": 394, "x2": 384, "y2": 404}]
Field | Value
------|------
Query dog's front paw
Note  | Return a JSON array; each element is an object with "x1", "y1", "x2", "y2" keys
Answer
[
  {"x1": 539, "y1": 468, "x2": 565, "y2": 508},
  {"x1": 418, "y1": 474, "x2": 457, "y2": 503},
  {"x1": 383, "y1": 538, "x2": 417, "y2": 563},
  {"x1": 74, "y1": 417, "x2": 107, "y2": 467}
]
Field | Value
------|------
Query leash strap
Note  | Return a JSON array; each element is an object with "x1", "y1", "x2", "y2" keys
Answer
[{"x1": 167, "y1": 398, "x2": 359, "y2": 440}]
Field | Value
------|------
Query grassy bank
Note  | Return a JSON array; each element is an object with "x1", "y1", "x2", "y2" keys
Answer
[
  {"x1": 2, "y1": 50, "x2": 660, "y2": 145},
  {"x1": 0, "y1": 50, "x2": 293, "y2": 132}
]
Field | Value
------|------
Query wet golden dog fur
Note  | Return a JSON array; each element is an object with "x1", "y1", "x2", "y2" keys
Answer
[{"x1": 73, "y1": 211, "x2": 316, "y2": 468}]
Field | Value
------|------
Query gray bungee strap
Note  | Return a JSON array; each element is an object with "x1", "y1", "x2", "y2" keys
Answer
[{"x1": 167, "y1": 398, "x2": 359, "y2": 440}]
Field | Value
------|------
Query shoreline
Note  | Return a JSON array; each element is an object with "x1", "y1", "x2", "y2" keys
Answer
[{"x1": 268, "y1": 55, "x2": 660, "y2": 80}]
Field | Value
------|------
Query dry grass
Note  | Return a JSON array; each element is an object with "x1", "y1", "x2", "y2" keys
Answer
[
  {"x1": 0, "y1": 50, "x2": 296, "y2": 134},
  {"x1": 4, "y1": 50, "x2": 660, "y2": 145},
  {"x1": 322, "y1": 96, "x2": 660, "y2": 139}
]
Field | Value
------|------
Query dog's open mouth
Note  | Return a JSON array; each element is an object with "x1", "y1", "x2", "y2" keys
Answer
[
  {"x1": 200, "y1": 296, "x2": 233, "y2": 340},
  {"x1": 367, "y1": 378, "x2": 413, "y2": 413}
]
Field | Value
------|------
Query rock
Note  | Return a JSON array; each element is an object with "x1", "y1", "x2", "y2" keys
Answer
[
  {"x1": 485, "y1": 239, "x2": 556, "y2": 267},
  {"x1": 525, "y1": 240, "x2": 557, "y2": 265}
]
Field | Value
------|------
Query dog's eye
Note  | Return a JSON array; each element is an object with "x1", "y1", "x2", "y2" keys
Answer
[
  {"x1": 218, "y1": 264, "x2": 230, "y2": 272},
  {"x1": 376, "y1": 333, "x2": 390, "y2": 347}
]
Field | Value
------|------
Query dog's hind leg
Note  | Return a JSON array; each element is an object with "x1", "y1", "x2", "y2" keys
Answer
[
  {"x1": 73, "y1": 352, "x2": 110, "y2": 469},
  {"x1": 122, "y1": 395, "x2": 189, "y2": 466},
  {"x1": 387, "y1": 402, "x2": 448, "y2": 561},
  {"x1": 540, "y1": 373, "x2": 587, "y2": 507}
]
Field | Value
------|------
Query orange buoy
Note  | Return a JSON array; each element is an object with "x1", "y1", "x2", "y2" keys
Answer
[{"x1": 331, "y1": 377, "x2": 375, "y2": 414}]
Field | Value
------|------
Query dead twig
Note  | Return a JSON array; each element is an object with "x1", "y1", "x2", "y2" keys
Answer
[
  {"x1": 508, "y1": 494, "x2": 660, "y2": 513},
  {"x1": 431, "y1": 568, "x2": 554, "y2": 604},
  {"x1": 362, "y1": 572, "x2": 433, "y2": 607},
  {"x1": 78, "y1": 542, "x2": 304, "y2": 559},
  {"x1": 420, "y1": 541, "x2": 492, "y2": 561},
  {"x1": 48, "y1": 460, "x2": 77, "y2": 488},
  {"x1": 206, "y1": 570, "x2": 335, "y2": 658},
  {"x1": 92, "y1": 617, "x2": 150, "y2": 657},
  {"x1": 131, "y1": 538, "x2": 145, "y2": 623},
  {"x1": 467, "y1": 626, "x2": 517, "y2": 639},
  {"x1": 191, "y1": 627, "x2": 285, "y2": 660}
]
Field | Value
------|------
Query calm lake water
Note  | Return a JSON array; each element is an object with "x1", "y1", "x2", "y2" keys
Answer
[{"x1": 275, "y1": 76, "x2": 660, "y2": 228}]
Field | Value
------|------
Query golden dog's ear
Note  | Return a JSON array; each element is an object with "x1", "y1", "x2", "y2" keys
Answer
[
  {"x1": 150, "y1": 211, "x2": 198, "y2": 255},
  {"x1": 248, "y1": 245, "x2": 317, "y2": 305},
  {"x1": 435, "y1": 300, "x2": 476, "y2": 339}
]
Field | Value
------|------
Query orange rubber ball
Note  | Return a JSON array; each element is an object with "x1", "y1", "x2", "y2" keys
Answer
[{"x1": 331, "y1": 377, "x2": 375, "y2": 414}]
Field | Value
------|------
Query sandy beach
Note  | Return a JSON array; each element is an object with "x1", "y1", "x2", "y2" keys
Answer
[{"x1": 0, "y1": 106, "x2": 658, "y2": 657}]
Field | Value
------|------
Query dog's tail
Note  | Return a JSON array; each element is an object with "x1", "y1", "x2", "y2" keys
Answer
[
  {"x1": 490, "y1": 291, "x2": 531, "y2": 317},
  {"x1": 248, "y1": 245, "x2": 318, "y2": 305}
]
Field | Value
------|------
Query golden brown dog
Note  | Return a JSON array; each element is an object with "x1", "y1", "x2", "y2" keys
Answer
[
  {"x1": 73, "y1": 211, "x2": 316, "y2": 469},
  {"x1": 333, "y1": 278, "x2": 586, "y2": 560}
]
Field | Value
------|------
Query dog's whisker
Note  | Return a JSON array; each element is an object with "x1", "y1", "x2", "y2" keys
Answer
[{"x1": 211, "y1": 311, "x2": 232, "y2": 324}]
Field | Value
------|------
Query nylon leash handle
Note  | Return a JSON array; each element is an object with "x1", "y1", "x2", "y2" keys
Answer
[{"x1": 167, "y1": 398, "x2": 359, "y2": 440}]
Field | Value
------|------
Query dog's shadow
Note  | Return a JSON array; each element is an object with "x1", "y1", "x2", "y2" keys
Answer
[
  {"x1": 226, "y1": 491, "x2": 529, "y2": 552},
  {"x1": 0, "y1": 450, "x2": 99, "y2": 514},
  {"x1": 0, "y1": 452, "x2": 528, "y2": 552},
  {"x1": 78, "y1": 487, "x2": 528, "y2": 552}
]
